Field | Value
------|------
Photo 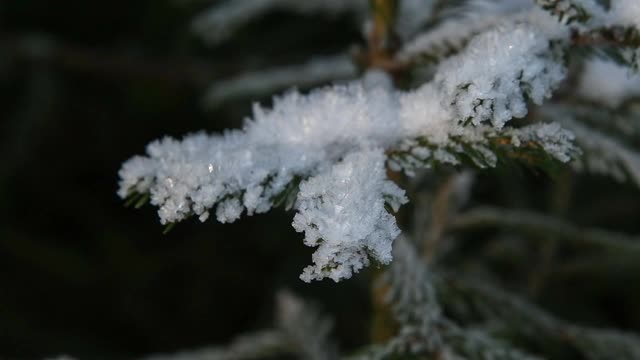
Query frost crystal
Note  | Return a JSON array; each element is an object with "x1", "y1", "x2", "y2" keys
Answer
[
  {"x1": 505, "y1": 123, "x2": 577, "y2": 163},
  {"x1": 119, "y1": 77, "x2": 402, "y2": 226},
  {"x1": 436, "y1": 25, "x2": 566, "y2": 129},
  {"x1": 293, "y1": 149, "x2": 407, "y2": 282},
  {"x1": 398, "y1": 0, "x2": 567, "y2": 63}
]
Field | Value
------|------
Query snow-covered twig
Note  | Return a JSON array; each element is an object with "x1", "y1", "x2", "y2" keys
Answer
[
  {"x1": 191, "y1": 0, "x2": 367, "y2": 45},
  {"x1": 120, "y1": 23, "x2": 577, "y2": 282},
  {"x1": 202, "y1": 54, "x2": 357, "y2": 108},
  {"x1": 558, "y1": 118, "x2": 640, "y2": 188},
  {"x1": 450, "y1": 206, "x2": 640, "y2": 253},
  {"x1": 371, "y1": 236, "x2": 541, "y2": 359},
  {"x1": 140, "y1": 331, "x2": 288, "y2": 360},
  {"x1": 437, "y1": 273, "x2": 640, "y2": 359},
  {"x1": 140, "y1": 291, "x2": 337, "y2": 360},
  {"x1": 276, "y1": 290, "x2": 338, "y2": 360}
]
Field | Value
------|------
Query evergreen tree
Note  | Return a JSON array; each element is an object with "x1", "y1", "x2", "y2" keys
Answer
[{"x1": 45, "y1": 0, "x2": 640, "y2": 358}]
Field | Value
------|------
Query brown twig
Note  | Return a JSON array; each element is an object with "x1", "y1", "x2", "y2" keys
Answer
[
  {"x1": 570, "y1": 26, "x2": 640, "y2": 48},
  {"x1": 353, "y1": 0, "x2": 412, "y2": 77},
  {"x1": 423, "y1": 175, "x2": 458, "y2": 261}
]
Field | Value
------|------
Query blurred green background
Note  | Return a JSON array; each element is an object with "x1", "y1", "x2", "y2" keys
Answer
[{"x1": 1, "y1": 0, "x2": 640, "y2": 358}]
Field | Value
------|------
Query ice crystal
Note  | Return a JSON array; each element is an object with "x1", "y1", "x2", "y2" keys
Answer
[
  {"x1": 435, "y1": 25, "x2": 566, "y2": 129},
  {"x1": 293, "y1": 149, "x2": 407, "y2": 282},
  {"x1": 398, "y1": 0, "x2": 567, "y2": 63}
]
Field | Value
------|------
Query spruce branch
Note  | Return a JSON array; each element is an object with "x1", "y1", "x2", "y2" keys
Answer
[
  {"x1": 369, "y1": 236, "x2": 541, "y2": 359},
  {"x1": 544, "y1": 103, "x2": 640, "y2": 143},
  {"x1": 191, "y1": 0, "x2": 368, "y2": 46},
  {"x1": 140, "y1": 290, "x2": 337, "y2": 360},
  {"x1": 201, "y1": 54, "x2": 357, "y2": 108},
  {"x1": 436, "y1": 274, "x2": 640, "y2": 359},
  {"x1": 119, "y1": 20, "x2": 579, "y2": 282},
  {"x1": 398, "y1": 1, "x2": 543, "y2": 66},
  {"x1": 554, "y1": 117, "x2": 640, "y2": 188},
  {"x1": 449, "y1": 206, "x2": 640, "y2": 253},
  {"x1": 534, "y1": 0, "x2": 597, "y2": 25},
  {"x1": 140, "y1": 331, "x2": 288, "y2": 360},
  {"x1": 388, "y1": 123, "x2": 579, "y2": 177},
  {"x1": 15, "y1": 0, "x2": 640, "y2": 357},
  {"x1": 571, "y1": 26, "x2": 640, "y2": 70},
  {"x1": 275, "y1": 290, "x2": 339, "y2": 360}
]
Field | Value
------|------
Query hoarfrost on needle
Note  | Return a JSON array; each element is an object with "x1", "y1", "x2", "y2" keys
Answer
[{"x1": 293, "y1": 149, "x2": 407, "y2": 282}]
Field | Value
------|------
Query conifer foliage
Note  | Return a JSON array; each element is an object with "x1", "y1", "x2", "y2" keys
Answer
[{"x1": 116, "y1": 0, "x2": 640, "y2": 358}]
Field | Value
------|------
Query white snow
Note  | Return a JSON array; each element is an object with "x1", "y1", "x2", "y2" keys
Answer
[
  {"x1": 119, "y1": 23, "x2": 578, "y2": 281},
  {"x1": 609, "y1": 0, "x2": 640, "y2": 29},
  {"x1": 435, "y1": 25, "x2": 566, "y2": 129},
  {"x1": 293, "y1": 149, "x2": 407, "y2": 282}
]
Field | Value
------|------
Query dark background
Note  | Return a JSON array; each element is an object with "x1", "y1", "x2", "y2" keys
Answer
[
  {"x1": 1, "y1": 1, "x2": 639, "y2": 358},
  {"x1": 0, "y1": 1, "x2": 369, "y2": 357}
]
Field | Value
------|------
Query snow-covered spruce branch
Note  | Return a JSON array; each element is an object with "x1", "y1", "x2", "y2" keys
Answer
[
  {"x1": 572, "y1": 25, "x2": 640, "y2": 70},
  {"x1": 140, "y1": 331, "x2": 287, "y2": 360},
  {"x1": 358, "y1": 235, "x2": 640, "y2": 359},
  {"x1": 537, "y1": 109, "x2": 640, "y2": 188},
  {"x1": 562, "y1": 118, "x2": 640, "y2": 186},
  {"x1": 366, "y1": 224, "x2": 640, "y2": 358},
  {"x1": 119, "y1": 22, "x2": 581, "y2": 282},
  {"x1": 449, "y1": 206, "x2": 640, "y2": 253},
  {"x1": 201, "y1": 54, "x2": 357, "y2": 108},
  {"x1": 545, "y1": 103, "x2": 640, "y2": 145},
  {"x1": 380, "y1": 236, "x2": 443, "y2": 355},
  {"x1": 139, "y1": 291, "x2": 336, "y2": 360},
  {"x1": 397, "y1": 0, "x2": 568, "y2": 65},
  {"x1": 533, "y1": 0, "x2": 599, "y2": 25},
  {"x1": 191, "y1": 0, "x2": 368, "y2": 46},
  {"x1": 399, "y1": 0, "x2": 640, "y2": 68},
  {"x1": 190, "y1": 0, "x2": 441, "y2": 47},
  {"x1": 550, "y1": 0, "x2": 640, "y2": 69},
  {"x1": 436, "y1": 273, "x2": 640, "y2": 360},
  {"x1": 388, "y1": 123, "x2": 577, "y2": 176},
  {"x1": 541, "y1": 58, "x2": 640, "y2": 186},
  {"x1": 275, "y1": 290, "x2": 338, "y2": 360},
  {"x1": 534, "y1": 0, "x2": 640, "y2": 30},
  {"x1": 360, "y1": 236, "x2": 541, "y2": 359}
]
